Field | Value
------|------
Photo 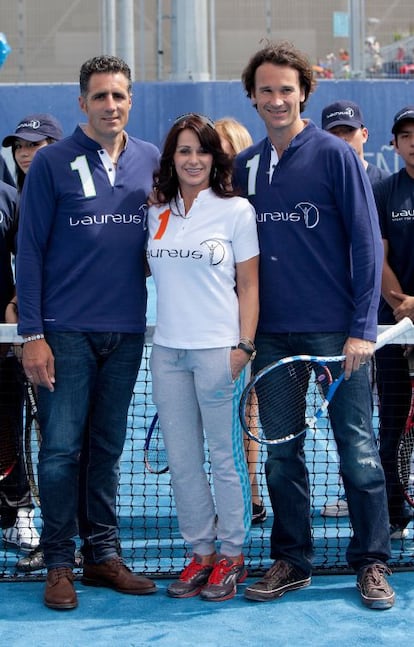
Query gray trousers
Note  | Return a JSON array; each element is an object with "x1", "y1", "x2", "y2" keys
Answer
[{"x1": 150, "y1": 345, "x2": 251, "y2": 556}]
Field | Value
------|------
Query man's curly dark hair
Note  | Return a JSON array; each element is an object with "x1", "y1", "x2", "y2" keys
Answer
[{"x1": 79, "y1": 55, "x2": 132, "y2": 97}]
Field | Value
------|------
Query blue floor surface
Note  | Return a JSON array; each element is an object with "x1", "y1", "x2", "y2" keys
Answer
[{"x1": 1, "y1": 572, "x2": 413, "y2": 647}]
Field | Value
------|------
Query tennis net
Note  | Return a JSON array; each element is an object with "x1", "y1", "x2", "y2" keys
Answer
[{"x1": 1, "y1": 323, "x2": 414, "y2": 580}]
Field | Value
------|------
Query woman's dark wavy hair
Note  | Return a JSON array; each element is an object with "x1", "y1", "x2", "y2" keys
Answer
[
  {"x1": 242, "y1": 40, "x2": 317, "y2": 114},
  {"x1": 154, "y1": 113, "x2": 236, "y2": 204}
]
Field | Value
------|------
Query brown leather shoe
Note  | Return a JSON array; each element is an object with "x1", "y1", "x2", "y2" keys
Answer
[
  {"x1": 82, "y1": 556, "x2": 157, "y2": 595},
  {"x1": 44, "y1": 567, "x2": 78, "y2": 610}
]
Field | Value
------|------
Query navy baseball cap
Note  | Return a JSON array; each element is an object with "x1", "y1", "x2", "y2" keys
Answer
[
  {"x1": 391, "y1": 106, "x2": 414, "y2": 135},
  {"x1": 2, "y1": 113, "x2": 63, "y2": 147},
  {"x1": 321, "y1": 101, "x2": 364, "y2": 131}
]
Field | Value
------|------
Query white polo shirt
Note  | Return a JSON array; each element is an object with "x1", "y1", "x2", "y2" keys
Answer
[{"x1": 147, "y1": 188, "x2": 259, "y2": 349}]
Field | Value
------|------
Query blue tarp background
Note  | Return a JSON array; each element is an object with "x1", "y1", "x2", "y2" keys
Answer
[{"x1": 1, "y1": 79, "x2": 413, "y2": 174}]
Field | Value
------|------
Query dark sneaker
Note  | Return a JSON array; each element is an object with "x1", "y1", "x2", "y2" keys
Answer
[
  {"x1": 244, "y1": 560, "x2": 311, "y2": 601},
  {"x1": 357, "y1": 563, "x2": 395, "y2": 610},
  {"x1": 82, "y1": 556, "x2": 156, "y2": 595},
  {"x1": 167, "y1": 555, "x2": 214, "y2": 598},
  {"x1": 252, "y1": 502, "x2": 267, "y2": 525},
  {"x1": 200, "y1": 556, "x2": 247, "y2": 602},
  {"x1": 17, "y1": 548, "x2": 83, "y2": 573},
  {"x1": 17, "y1": 548, "x2": 45, "y2": 572}
]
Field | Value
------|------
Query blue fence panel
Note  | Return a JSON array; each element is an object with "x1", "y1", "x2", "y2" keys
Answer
[{"x1": 1, "y1": 79, "x2": 413, "y2": 171}]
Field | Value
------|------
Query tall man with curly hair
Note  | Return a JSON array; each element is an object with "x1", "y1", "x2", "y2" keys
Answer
[{"x1": 234, "y1": 41, "x2": 394, "y2": 610}]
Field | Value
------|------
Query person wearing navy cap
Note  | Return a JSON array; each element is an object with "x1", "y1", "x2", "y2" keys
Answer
[
  {"x1": 2, "y1": 113, "x2": 63, "y2": 192},
  {"x1": 320, "y1": 100, "x2": 390, "y2": 521},
  {"x1": 391, "y1": 105, "x2": 414, "y2": 134},
  {"x1": 1, "y1": 113, "x2": 63, "y2": 562},
  {"x1": 321, "y1": 100, "x2": 390, "y2": 186},
  {"x1": 374, "y1": 105, "x2": 414, "y2": 543}
]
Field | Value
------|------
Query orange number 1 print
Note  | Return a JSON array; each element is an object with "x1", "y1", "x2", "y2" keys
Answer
[{"x1": 153, "y1": 208, "x2": 171, "y2": 239}]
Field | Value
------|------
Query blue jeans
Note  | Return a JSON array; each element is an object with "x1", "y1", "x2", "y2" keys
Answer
[
  {"x1": 254, "y1": 332, "x2": 391, "y2": 575},
  {"x1": 38, "y1": 332, "x2": 144, "y2": 569}
]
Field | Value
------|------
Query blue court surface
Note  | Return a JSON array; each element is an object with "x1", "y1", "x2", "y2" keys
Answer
[
  {"x1": 2, "y1": 282, "x2": 414, "y2": 645},
  {"x1": 1, "y1": 571, "x2": 414, "y2": 647}
]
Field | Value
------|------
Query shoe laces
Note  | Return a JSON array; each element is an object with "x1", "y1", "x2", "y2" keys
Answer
[
  {"x1": 49, "y1": 567, "x2": 74, "y2": 583},
  {"x1": 179, "y1": 556, "x2": 211, "y2": 581},
  {"x1": 207, "y1": 557, "x2": 242, "y2": 585},
  {"x1": 361, "y1": 564, "x2": 392, "y2": 589},
  {"x1": 263, "y1": 560, "x2": 291, "y2": 581},
  {"x1": 105, "y1": 556, "x2": 131, "y2": 572}
]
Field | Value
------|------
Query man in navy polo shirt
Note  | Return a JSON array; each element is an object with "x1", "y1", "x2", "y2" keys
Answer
[
  {"x1": 234, "y1": 40, "x2": 394, "y2": 611},
  {"x1": 17, "y1": 55, "x2": 160, "y2": 610}
]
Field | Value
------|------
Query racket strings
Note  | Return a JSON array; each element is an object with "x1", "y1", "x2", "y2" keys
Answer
[
  {"x1": 397, "y1": 430, "x2": 414, "y2": 506},
  {"x1": 144, "y1": 415, "x2": 169, "y2": 474},
  {"x1": 246, "y1": 360, "x2": 329, "y2": 444},
  {"x1": 144, "y1": 445, "x2": 168, "y2": 474},
  {"x1": 397, "y1": 357, "x2": 414, "y2": 507},
  {"x1": 0, "y1": 415, "x2": 19, "y2": 480}
]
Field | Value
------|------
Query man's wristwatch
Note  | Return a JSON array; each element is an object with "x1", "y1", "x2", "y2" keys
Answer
[{"x1": 237, "y1": 338, "x2": 257, "y2": 361}]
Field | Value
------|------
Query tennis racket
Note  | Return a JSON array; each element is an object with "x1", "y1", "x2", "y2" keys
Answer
[
  {"x1": 144, "y1": 413, "x2": 169, "y2": 474},
  {"x1": 23, "y1": 380, "x2": 41, "y2": 505},
  {"x1": 239, "y1": 317, "x2": 414, "y2": 446},
  {"x1": 397, "y1": 350, "x2": 414, "y2": 508},
  {"x1": 0, "y1": 413, "x2": 18, "y2": 481}
]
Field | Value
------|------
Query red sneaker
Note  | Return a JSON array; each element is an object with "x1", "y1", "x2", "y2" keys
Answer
[
  {"x1": 167, "y1": 555, "x2": 214, "y2": 598},
  {"x1": 200, "y1": 555, "x2": 247, "y2": 602}
]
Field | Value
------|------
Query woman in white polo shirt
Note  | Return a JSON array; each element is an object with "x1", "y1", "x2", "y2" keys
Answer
[{"x1": 147, "y1": 113, "x2": 259, "y2": 602}]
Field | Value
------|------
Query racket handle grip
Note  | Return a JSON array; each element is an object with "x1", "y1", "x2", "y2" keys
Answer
[{"x1": 375, "y1": 317, "x2": 414, "y2": 351}]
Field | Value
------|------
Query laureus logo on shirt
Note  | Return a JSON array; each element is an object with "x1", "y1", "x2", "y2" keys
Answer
[
  {"x1": 69, "y1": 203, "x2": 148, "y2": 228},
  {"x1": 147, "y1": 239, "x2": 226, "y2": 264},
  {"x1": 147, "y1": 248, "x2": 203, "y2": 260},
  {"x1": 69, "y1": 212, "x2": 145, "y2": 226},
  {"x1": 257, "y1": 201, "x2": 319, "y2": 229},
  {"x1": 200, "y1": 239, "x2": 226, "y2": 265},
  {"x1": 295, "y1": 202, "x2": 319, "y2": 228},
  {"x1": 391, "y1": 209, "x2": 414, "y2": 221}
]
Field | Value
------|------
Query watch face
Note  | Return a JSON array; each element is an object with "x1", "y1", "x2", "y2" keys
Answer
[{"x1": 250, "y1": 350, "x2": 257, "y2": 361}]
